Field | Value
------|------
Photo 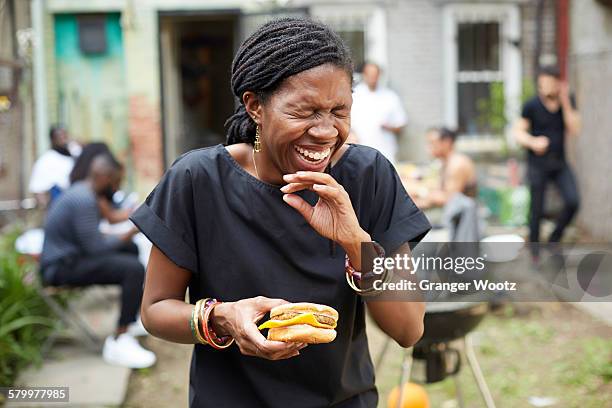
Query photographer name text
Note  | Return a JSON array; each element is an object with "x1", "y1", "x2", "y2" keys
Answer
[{"x1": 373, "y1": 279, "x2": 518, "y2": 293}]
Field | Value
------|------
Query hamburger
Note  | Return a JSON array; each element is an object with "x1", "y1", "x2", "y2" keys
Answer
[{"x1": 258, "y1": 302, "x2": 338, "y2": 344}]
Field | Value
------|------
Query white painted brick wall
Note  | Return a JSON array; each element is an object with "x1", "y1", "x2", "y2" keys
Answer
[{"x1": 385, "y1": 0, "x2": 445, "y2": 162}]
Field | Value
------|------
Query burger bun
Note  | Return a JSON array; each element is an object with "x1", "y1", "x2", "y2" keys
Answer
[{"x1": 267, "y1": 324, "x2": 337, "y2": 344}]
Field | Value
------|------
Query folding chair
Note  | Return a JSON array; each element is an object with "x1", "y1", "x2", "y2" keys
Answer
[
  {"x1": 16, "y1": 229, "x2": 104, "y2": 354},
  {"x1": 35, "y1": 281, "x2": 104, "y2": 354}
]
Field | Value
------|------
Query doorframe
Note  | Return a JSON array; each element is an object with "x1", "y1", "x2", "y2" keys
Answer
[
  {"x1": 157, "y1": 9, "x2": 241, "y2": 170},
  {"x1": 442, "y1": 3, "x2": 521, "y2": 138}
]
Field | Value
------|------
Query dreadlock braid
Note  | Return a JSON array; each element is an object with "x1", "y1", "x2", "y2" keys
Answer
[{"x1": 225, "y1": 17, "x2": 353, "y2": 145}]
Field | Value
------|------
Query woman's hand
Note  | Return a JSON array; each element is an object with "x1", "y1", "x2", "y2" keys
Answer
[
  {"x1": 211, "y1": 296, "x2": 306, "y2": 360},
  {"x1": 281, "y1": 171, "x2": 370, "y2": 267}
]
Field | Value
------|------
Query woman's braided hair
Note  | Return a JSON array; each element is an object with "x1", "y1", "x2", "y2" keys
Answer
[{"x1": 225, "y1": 17, "x2": 353, "y2": 145}]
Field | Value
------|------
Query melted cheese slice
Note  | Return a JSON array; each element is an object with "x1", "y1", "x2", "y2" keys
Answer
[{"x1": 258, "y1": 313, "x2": 336, "y2": 330}]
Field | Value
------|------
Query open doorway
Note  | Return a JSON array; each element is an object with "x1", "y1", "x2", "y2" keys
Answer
[
  {"x1": 159, "y1": 12, "x2": 238, "y2": 165},
  {"x1": 159, "y1": 9, "x2": 309, "y2": 167}
]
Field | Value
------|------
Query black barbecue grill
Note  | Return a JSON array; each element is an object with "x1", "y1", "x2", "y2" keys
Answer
[
  {"x1": 372, "y1": 230, "x2": 518, "y2": 408},
  {"x1": 375, "y1": 301, "x2": 495, "y2": 408}
]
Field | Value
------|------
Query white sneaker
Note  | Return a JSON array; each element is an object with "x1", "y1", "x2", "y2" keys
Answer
[
  {"x1": 127, "y1": 318, "x2": 149, "y2": 337},
  {"x1": 102, "y1": 333, "x2": 156, "y2": 369}
]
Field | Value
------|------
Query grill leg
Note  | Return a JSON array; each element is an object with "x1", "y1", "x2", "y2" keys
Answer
[
  {"x1": 395, "y1": 347, "x2": 414, "y2": 408},
  {"x1": 453, "y1": 373, "x2": 465, "y2": 408},
  {"x1": 464, "y1": 334, "x2": 496, "y2": 408}
]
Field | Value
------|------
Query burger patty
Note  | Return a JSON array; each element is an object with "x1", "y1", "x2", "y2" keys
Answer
[{"x1": 273, "y1": 311, "x2": 336, "y2": 326}]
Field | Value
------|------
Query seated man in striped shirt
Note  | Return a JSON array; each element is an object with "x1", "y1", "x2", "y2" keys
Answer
[{"x1": 40, "y1": 154, "x2": 156, "y2": 369}]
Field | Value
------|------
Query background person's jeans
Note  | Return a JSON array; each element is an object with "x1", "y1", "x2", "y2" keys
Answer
[
  {"x1": 48, "y1": 242, "x2": 144, "y2": 327},
  {"x1": 528, "y1": 162, "x2": 580, "y2": 244}
]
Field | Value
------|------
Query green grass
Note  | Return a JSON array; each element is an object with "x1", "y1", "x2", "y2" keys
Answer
[{"x1": 554, "y1": 337, "x2": 612, "y2": 388}]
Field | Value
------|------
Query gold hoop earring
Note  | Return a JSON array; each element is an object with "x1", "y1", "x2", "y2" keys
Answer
[{"x1": 254, "y1": 125, "x2": 261, "y2": 153}]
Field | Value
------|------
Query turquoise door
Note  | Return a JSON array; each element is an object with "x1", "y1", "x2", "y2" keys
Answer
[{"x1": 54, "y1": 13, "x2": 128, "y2": 159}]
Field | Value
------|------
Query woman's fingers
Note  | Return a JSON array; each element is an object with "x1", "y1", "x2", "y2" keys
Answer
[
  {"x1": 282, "y1": 183, "x2": 347, "y2": 207},
  {"x1": 312, "y1": 184, "x2": 347, "y2": 205},
  {"x1": 283, "y1": 171, "x2": 339, "y2": 187},
  {"x1": 259, "y1": 340, "x2": 305, "y2": 360},
  {"x1": 237, "y1": 331, "x2": 306, "y2": 360},
  {"x1": 280, "y1": 182, "x2": 313, "y2": 194},
  {"x1": 283, "y1": 193, "x2": 314, "y2": 220},
  {"x1": 274, "y1": 349, "x2": 302, "y2": 360},
  {"x1": 256, "y1": 337, "x2": 294, "y2": 355},
  {"x1": 243, "y1": 296, "x2": 288, "y2": 323},
  {"x1": 253, "y1": 296, "x2": 288, "y2": 313},
  {"x1": 230, "y1": 297, "x2": 308, "y2": 360},
  {"x1": 238, "y1": 320, "x2": 299, "y2": 360},
  {"x1": 252, "y1": 338, "x2": 301, "y2": 360},
  {"x1": 283, "y1": 172, "x2": 348, "y2": 206}
]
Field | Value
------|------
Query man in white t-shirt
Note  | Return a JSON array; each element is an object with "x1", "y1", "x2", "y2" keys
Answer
[
  {"x1": 29, "y1": 125, "x2": 78, "y2": 207},
  {"x1": 350, "y1": 62, "x2": 407, "y2": 164}
]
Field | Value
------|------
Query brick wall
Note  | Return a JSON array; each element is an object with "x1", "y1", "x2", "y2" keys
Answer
[
  {"x1": 128, "y1": 94, "x2": 164, "y2": 194},
  {"x1": 123, "y1": 4, "x2": 164, "y2": 196},
  {"x1": 520, "y1": 0, "x2": 558, "y2": 81}
]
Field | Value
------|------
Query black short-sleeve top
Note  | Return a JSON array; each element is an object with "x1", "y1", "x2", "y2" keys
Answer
[
  {"x1": 521, "y1": 95, "x2": 576, "y2": 168},
  {"x1": 130, "y1": 143, "x2": 431, "y2": 408}
]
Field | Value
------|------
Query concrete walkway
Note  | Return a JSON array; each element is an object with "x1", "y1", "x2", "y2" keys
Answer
[
  {"x1": 572, "y1": 302, "x2": 612, "y2": 326},
  {"x1": 7, "y1": 287, "x2": 133, "y2": 408}
]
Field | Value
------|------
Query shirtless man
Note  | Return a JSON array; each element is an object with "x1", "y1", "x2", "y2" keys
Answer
[{"x1": 413, "y1": 127, "x2": 477, "y2": 209}]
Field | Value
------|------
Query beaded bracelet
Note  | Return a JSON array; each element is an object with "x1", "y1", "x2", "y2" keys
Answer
[
  {"x1": 201, "y1": 299, "x2": 235, "y2": 350},
  {"x1": 345, "y1": 241, "x2": 392, "y2": 295}
]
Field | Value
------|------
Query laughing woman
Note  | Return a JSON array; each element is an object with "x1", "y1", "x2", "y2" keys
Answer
[{"x1": 131, "y1": 18, "x2": 431, "y2": 408}]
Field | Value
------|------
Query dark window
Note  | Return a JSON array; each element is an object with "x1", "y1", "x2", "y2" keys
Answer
[
  {"x1": 457, "y1": 21, "x2": 502, "y2": 135},
  {"x1": 458, "y1": 81, "x2": 491, "y2": 135},
  {"x1": 458, "y1": 22, "x2": 500, "y2": 71},
  {"x1": 78, "y1": 15, "x2": 107, "y2": 54},
  {"x1": 0, "y1": 66, "x2": 12, "y2": 94}
]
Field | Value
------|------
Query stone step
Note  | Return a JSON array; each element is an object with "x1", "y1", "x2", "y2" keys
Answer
[{"x1": 7, "y1": 287, "x2": 133, "y2": 407}]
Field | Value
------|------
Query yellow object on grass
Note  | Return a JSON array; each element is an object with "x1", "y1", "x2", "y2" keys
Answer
[{"x1": 387, "y1": 382, "x2": 430, "y2": 408}]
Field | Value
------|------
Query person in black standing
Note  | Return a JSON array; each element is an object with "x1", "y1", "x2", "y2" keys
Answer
[{"x1": 513, "y1": 66, "x2": 581, "y2": 244}]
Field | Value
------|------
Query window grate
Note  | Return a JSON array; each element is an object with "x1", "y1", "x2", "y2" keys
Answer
[
  {"x1": 77, "y1": 15, "x2": 107, "y2": 55},
  {"x1": 456, "y1": 21, "x2": 502, "y2": 135}
]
